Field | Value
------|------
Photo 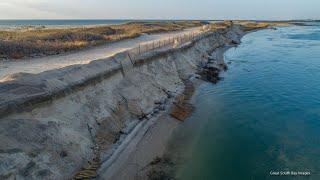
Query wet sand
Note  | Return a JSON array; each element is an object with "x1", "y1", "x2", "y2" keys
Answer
[{"x1": 98, "y1": 113, "x2": 181, "y2": 180}]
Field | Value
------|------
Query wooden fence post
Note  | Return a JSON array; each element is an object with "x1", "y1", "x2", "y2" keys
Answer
[{"x1": 138, "y1": 44, "x2": 141, "y2": 54}]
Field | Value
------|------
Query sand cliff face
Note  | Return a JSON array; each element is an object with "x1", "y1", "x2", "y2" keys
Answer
[{"x1": 0, "y1": 25, "x2": 244, "y2": 179}]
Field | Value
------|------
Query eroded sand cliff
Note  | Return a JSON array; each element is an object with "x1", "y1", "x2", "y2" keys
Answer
[{"x1": 0, "y1": 25, "x2": 245, "y2": 179}]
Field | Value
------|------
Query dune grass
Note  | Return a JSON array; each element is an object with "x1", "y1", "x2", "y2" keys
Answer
[
  {"x1": 209, "y1": 21, "x2": 275, "y2": 32},
  {"x1": 238, "y1": 22, "x2": 270, "y2": 31},
  {"x1": 0, "y1": 21, "x2": 206, "y2": 60},
  {"x1": 234, "y1": 21, "x2": 292, "y2": 31}
]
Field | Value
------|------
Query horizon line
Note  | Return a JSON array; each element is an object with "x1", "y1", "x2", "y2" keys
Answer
[{"x1": 0, "y1": 18, "x2": 319, "y2": 21}]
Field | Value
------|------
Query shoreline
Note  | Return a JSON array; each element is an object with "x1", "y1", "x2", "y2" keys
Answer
[{"x1": 96, "y1": 33, "x2": 250, "y2": 179}]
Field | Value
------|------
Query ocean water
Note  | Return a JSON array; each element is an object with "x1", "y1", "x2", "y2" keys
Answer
[
  {"x1": 167, "y1": 24, "x2": 320, "y2": 180},
  {"x1": 0, "y1": 20, "x2": 132, "y2": 28}
]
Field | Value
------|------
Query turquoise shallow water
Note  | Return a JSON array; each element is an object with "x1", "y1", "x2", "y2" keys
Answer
[{"x1": 168, "y1": 24, "x2": 320, "y2": 180}]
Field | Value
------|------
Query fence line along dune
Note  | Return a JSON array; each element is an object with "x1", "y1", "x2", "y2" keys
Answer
[{"x1": 0, "y1": 21, "x2": 206, "y2": 60}]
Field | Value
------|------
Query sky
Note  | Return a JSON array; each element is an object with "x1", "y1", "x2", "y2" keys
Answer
[{"x1": 0, "y1": 0, "x2": 319, "y2": 20}]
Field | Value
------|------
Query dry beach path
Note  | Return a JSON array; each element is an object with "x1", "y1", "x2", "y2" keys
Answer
[{"x1": 0, "y1": 27, "x2": 200, "y2": 81}]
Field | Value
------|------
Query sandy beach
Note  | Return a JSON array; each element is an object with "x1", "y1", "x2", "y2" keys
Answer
[{"x1": 98, "y1": 108, "x2": 181, "y2": 180}]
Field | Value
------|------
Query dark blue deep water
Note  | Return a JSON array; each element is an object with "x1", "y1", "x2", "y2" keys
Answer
[{"x1": 168, "y1": 24, "x2": 320, "y2": 180}]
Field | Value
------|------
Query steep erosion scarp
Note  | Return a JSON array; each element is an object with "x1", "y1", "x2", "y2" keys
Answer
[{"x1": 0, "y1": 25, "x2": 245, "y2": 179}]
